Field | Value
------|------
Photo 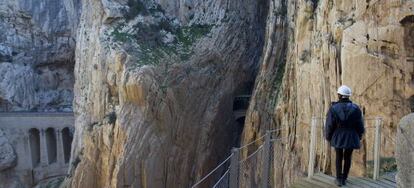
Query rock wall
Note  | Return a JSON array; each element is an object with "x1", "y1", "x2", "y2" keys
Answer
[
  {"x1": 3, "y1": 0, "x2": 408, "y2": 187},
  {"x1": 0, "y1": 129, "x2": 17, "y2": 171},
  {"x1": 396, "y1": 113, "x2": 414, "y2": 188},
  {"x1": 0, "y1": 0, "x2": 80, "y2": 112},
  {"x1": 0, "y1": 128, "x2": 20, "y2": 188},
  {"x1": 67, "y1": 0, "x2": 267, "y2": 187},
  {"x1": 243, "y1": 0, "x2": 414, "y2": 187}
]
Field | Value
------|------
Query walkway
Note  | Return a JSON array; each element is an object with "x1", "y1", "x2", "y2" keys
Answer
[
  {"x1": 292, "y1": 172, "x2": 397, "y2": 188},
  {"x1": 190, "y1": 116, "x2": 398, "y2": 188}
]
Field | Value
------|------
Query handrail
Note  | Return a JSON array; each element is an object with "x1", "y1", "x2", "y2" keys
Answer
[
  {"x1": 191, "y1": 153, "x2": 234, "y2": 188},
  {"x1": 191, "y1": 127, "x2": 296, "y2": 187},
  {"x1": 307, "y1": 116, "x2": 384, "y2": 180}
]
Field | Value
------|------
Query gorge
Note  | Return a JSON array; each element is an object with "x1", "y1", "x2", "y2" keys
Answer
[{"x1": 0, "y1": 0, "x2": 413, "y2": 188}]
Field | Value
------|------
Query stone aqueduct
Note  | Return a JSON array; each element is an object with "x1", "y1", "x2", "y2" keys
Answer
[{"x1": 0, "y1": 112, "x2": 74, "y2": 185}]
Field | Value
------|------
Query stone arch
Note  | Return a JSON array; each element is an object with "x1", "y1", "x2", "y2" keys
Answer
[
  {"x1": 29, "y1": 128, "x2": 40, "y2": 167},
  {"x1": 45, "y1": 128, "x2": 57, "y2": 164},
  {"x1": 61, "y1": 127, "x2": 73, "y2": 163}
]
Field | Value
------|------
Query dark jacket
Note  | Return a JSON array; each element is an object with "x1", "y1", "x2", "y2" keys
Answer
[{"x1": 324, "y1": 98, "x2": 365, "y2": 149}]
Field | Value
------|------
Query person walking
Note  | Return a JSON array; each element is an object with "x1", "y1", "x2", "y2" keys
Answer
[{"x1": 325, "y1": 85, "x2": 365, "y2": 186}]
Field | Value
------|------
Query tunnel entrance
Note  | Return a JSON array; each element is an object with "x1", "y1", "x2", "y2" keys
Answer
[
  {"x1": 62, "y1": 127, "x2": 73, "y2": 163},
  {"x1": 232, "y1": 81, "x2": 254, "y2": 147},
  {"x1": 45, "y1": 128, "x2": 57, "y2": 164},
  {"x1": 29, "y1": 128, "x2": 41, "y2": 167}
]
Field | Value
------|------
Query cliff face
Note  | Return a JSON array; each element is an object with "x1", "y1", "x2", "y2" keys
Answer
[
  {"x1": 68, "y1": 0, "x2": 266, "y2": 187},
  {"x1": 0, "y1": 0, "x2": 80, "y2": 112},
  {"x1": 243, "y1": 0, "x2": 414, "y2": 187},
  {"x1": 3, "y1": 0, "x2": 408, "y2": 187}
]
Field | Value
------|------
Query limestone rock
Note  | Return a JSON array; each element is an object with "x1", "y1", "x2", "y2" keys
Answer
[
  {"x1": 242, "y1": 0, "x2": 414, "y2": 186},
  {"x1": 0, "y1": 129, "x2": 16, "y2": 171},
  {"x1": 67, "y1": 0, "x2": 267, "y2": 187},
  {"x1": 396, "y1": 113, "x2": 414, "y2": 188},
  {"x1": 0, "y1": 0, "x2": 80, "y2": 111}
]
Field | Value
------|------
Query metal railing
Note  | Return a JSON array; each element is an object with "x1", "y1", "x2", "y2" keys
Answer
[
  {"x1": 191, "y1": 125, "x2": 299, "y2": 188},
  {"x1": 307, "y1": 116, "x2": 387, "y2": 180},
  {"x1": 191, "y1": 116, "x2": 391, "y2": 188}
]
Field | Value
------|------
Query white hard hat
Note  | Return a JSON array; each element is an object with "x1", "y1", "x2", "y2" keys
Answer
[{"x1": 337, "y1": 85, "x2": 352, "y2": 96}]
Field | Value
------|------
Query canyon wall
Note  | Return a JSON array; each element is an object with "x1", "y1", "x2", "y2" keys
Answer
[
  {"x1": 242, "y1": 0, "x2": 414, "y2": 187},
  {"x1": 0, "y1": 0, "x2": 80, "y2": 112},
  {"x1": 2, "y1": 0, "x2": 411, "y2": 187},
  {"x1": 0, "y1": 0, "x2": 80, "y2": 187},
  {"x1": 67, "y1": 0, "x2": 266, "y2": 187}
]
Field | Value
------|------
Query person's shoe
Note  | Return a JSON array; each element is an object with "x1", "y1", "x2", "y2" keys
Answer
[
  {"x1": 341, "y1": 178, "x2": 347, "y2": 186},
  {"x1": 335, "y1": 178, "x2": 342, "y2": 187}
]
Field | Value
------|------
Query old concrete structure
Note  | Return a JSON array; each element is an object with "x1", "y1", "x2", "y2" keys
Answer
[{"x1": 0, "y1": 112, "x2": 74, "y2": 187}]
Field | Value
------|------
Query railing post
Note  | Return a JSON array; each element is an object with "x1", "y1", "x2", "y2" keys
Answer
[
  {"x1": 373, "y1": 117, "x2": 382, "y2": 180},
  {"x1": 261, "y1": 131, "x2": 271, "y2": 188},
  {"x1": 229, "y1": 147, "x2": 240, "y2": 188},
  {"x1": 308, "y1": 117, "x2": 317, "y2": 178}
]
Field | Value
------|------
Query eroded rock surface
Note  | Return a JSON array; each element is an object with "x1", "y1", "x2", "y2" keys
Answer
[
  {"x1": 396, "y1": 113, "x2": 414, "y2": 188},
  {"x1": 242, "y1": 0, "x2": 414, "y2": 187},
  {"x1": 0, "y1": 128, "x2": 20, "y2": 188},
  {"x1": 68, "y1": 0, "x2": 267, "y2": 187},
  {"x1": 0, "y1": 129, "x2": 16, "y2": 171},
  {"x1": 0, "y1": 0, "x2": 80, "y2": 111}
]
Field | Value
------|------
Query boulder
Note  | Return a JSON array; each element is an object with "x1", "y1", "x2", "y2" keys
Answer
[
  {"x1": 396, "y1": 113, "x2": 414, "y2": 188},
  {"x1": 0, "y1": 129, "x2": 16, "y2": 171}
]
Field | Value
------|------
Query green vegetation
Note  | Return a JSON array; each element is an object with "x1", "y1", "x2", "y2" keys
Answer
[
  {"x1": 125, "y1": 0, "x2": 147, "y2": 20},
  {"x1": 111, "y1": 25, "x2": 133, "y2": 42},
  {"x1": 366, "y1": 157, "x2": 397, "y2": 178},
  {"x1": 148, "y1": 4, "x2": 165, "y2": 14},
  {"x1": 134, "y1": 24, "x2": 213, "y2": 65},
  {"x1": 268, "y1": 58, "x2": 286, "y2": 107},
  {"x1": 177, "y1": 25, "x2": 213, "y2": 47},
  {"x1": 109, "y1": 1, "x2": 213, "y2": 66}
]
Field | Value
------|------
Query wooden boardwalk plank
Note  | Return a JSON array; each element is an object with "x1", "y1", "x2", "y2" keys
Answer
[
  {"x1": 291, "y1": 173, "x2": 397, "y2": 188},
  {"x1": 377, "y1": 179, "x2": 397, "y2": 187},
  {"x1": 346, "y1": 177, "x2": 376, "y2": 188},
  {"x1": 312, "y1": 174, "x2": 336, "y2": 185},
  {"x1": 303, "y1": 178, "x2": 332, "y2": 188},
  {"x1": 311, "y1": 178, "x2": 333, "y2": 188},
  {"x1": 383, "y1": 175, "x2": 397, "y2": 183},
  {"x1": 359, "y1": 177, "x2": 394, "y2": 188}
]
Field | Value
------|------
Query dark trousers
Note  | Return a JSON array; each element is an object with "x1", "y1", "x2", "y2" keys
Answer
[{"x1": 335, "y1": 148, "x2": 353, "y2": 179}]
